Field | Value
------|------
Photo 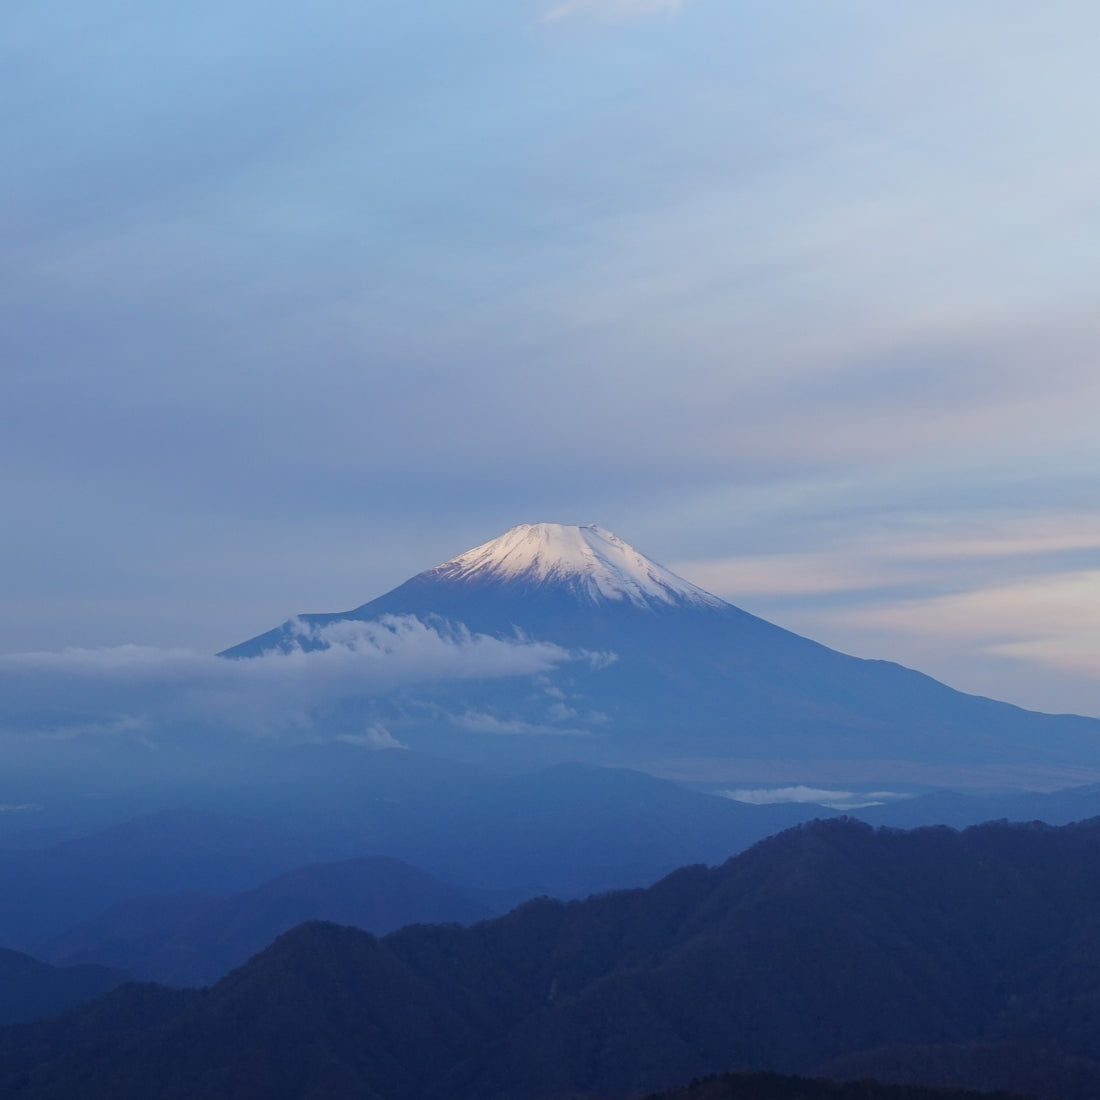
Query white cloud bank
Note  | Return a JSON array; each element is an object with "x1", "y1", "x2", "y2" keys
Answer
[
  {"x1": 722, "y1": 786, "x2": 909, "y2": 810},
  {"x1": 0, "y1": 615, "x2": 575, "y2": 745}
]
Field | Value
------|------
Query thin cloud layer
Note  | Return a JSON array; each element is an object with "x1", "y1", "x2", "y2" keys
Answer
[
  {"x1": 721, "y1": 786, "x2": 908, "y2": 810},
  {"x1": 842, "y1": 572, "x2": 1100, "y2": 677},
  {"x1": 666, "y1": 510, "x2": 1100, "y2": 720},
  {"x1": 545, "y1": 0, "x2": 683, "y2": 21},
  {"x1": 675, "y1": 513, "x2": 1100, "y2": 600},
  {"x1": 0, "y1": 616, "x2": 574, "y2": 744}
]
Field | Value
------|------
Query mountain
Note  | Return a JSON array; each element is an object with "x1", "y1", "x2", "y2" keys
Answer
[
  {"x1": 221, "y1": 524, "x2": 728, "y2": 660},
  {"x1": 39, "y1": 855, "x2": 491, "y2": 986},
  {"x1": 16, "y1": 758, "x2": 832, "y2": 958},
  {"x1": 0, "y1": 809, "x2": 312, "y2": 949},
  {"x1": 639, "y1": 1071, "x2": 1029, "y2": 1100},
  {"x1": 23, "y1": 757, "x2": 1100, "y2": 983},
  {"x1": 822, "y1": 1041, "x2": 1100, "y2": 1100},
  {"x1": 0, "y1": 950, "x2": 130, "y2": 1028},
  {"x1": 9, "y1": 817, "x2": 1100, "y2": 1098},
  {"x1": 0, "y1": 981, "x2": 199, "y2": 1083},
  {"x1": 219, "y1": 522, "x2": 1100, "y2": 780}
]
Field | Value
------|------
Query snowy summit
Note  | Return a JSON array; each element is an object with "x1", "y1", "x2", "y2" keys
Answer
[
  {"x1": 423, "y1": 523, "x2": 728, "y2": 611},
  {"x1": 218, "y1": 522, "x2": 732, "y2": 659}
]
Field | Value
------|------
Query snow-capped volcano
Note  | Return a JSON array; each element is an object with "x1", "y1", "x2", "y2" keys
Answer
[
  {"x1": 424, "y1": 523, "x2": 727, "y2": 611},
  {"x1": 219, "y1": 523, "x2": 734, "y2": 660},
  {"x1": 220, "y1": 523, "x2": 737, "y2": 661},
  {"x1": 217, "y1": 521, "x2": 1100, "y2": 780}
]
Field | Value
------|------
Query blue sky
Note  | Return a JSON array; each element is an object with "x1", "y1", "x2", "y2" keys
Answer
[{"x1": 4, "y1": 0, "x2": 1100, "y2": 716}]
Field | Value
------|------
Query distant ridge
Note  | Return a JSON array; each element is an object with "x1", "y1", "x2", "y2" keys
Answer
[
  {"x1": 7, "y1": 816, "x2": 1100, "y2": 1098},
  {"x1": 40, "y1": 854, "x2": 490, "y2": 986},
  {"x1": 0, "y1": 948, "x2": 129, "y2": 1027}
]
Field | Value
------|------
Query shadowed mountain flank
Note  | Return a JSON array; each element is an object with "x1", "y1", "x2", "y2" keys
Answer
[
  {"x1": 8, "y1": 817, "x2": 1100, "y2": 1098},
  {"x1": 0, "y1": 950, "x2": 130, "y2": 1028},
  {"x1": 40, "y1": 855, "x2": 490, "y2": 986}
]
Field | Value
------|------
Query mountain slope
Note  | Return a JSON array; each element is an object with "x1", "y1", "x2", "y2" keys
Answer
[
  {"x1": 0, "y1": 950, "x2": 130, "y2": 1028},
  {"x1": 641, "y1": 1070, "x2": 1029, "y2": 1100},
  {"x1": 0, "y1": 809, "x2": 311, "y2": 949},
  {"x1": 218, "y1": 523, "x2": 1100, "y2": 777},
  {"x1": 29, "y1": 759, "x2": 831, "y2": 973},
  {"x1": 10, "y1": 817, "x2": 1100, "y2": 1098},
  {"x1": 41, "y1": 855, "x2": 491, "y2": 986}
]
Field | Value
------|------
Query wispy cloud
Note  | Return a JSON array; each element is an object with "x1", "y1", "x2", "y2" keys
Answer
[
  {"x1": 450, "y1": 711, "x2": 591, "y2": 737},
  {"x1": 841, "y1": 571, "x2": 1100, "y2": 679},
  {"x1": 671, "y1": 512, "x2": 1100, "y2": 719},
  {"x1": 674, "y1": 513, "x2": 1100, "y2": 600},
  {"x1": 721, "y1": 786, "x2": 909, "y2": 810},
  {"x1": 0, "y1": 615, "x2": 576, "y2": 745},
  {"x1": 545, "y1": 0, "x2": 684, "y2": 23},
  {"x1": 335, "y1": 725, "x2": 408, "y2": 750}
]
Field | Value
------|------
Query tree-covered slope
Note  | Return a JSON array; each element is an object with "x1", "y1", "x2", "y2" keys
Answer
[{"x1": 9, "y1": 817, "x2": 1100, "y2": 1098}]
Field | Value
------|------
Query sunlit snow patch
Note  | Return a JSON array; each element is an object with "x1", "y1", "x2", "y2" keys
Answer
[{"x1": 431, "y1": 523, "x2": 728, "y2": 610}]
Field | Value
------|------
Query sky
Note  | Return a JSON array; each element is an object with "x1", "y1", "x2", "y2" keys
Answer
[{"x1": 4, "y1": 0, "x2": 1100, "y2": 718}]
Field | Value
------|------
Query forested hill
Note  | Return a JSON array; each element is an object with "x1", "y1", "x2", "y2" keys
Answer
[
  {"x1": 7, "y1": 816, "x2": 1100, "y2": 1098},
  {"x1": 638, "y1": 1070, "x2": 1027, "y2": 1100}
]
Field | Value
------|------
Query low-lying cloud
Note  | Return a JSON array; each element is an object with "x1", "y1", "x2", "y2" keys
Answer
[
  {"x1": 450, "y1": 710, "x2": 591, "y2": 737},
  {"x1": 722, "y1": 786, "x2": 909, "y2": 810},
  {"x1": 0, "y1": 615, "x2": 576, "y2": 745}
]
